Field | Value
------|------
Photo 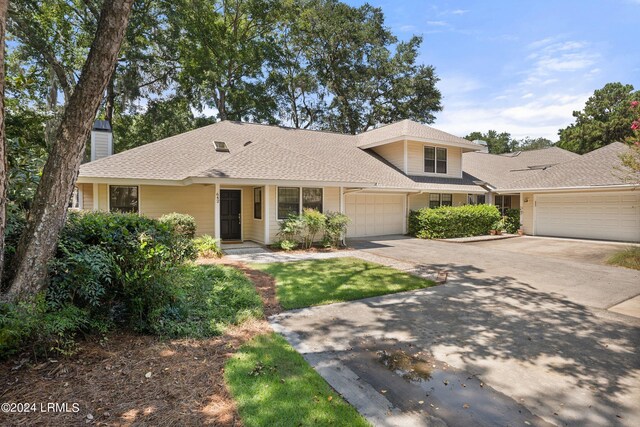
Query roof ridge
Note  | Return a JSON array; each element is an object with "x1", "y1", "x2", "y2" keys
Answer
[
  {"x1": 222, "y1": 120, "x2": 359, "y2": 138},
  {"x1": 190, "y1": 137, "x2": 373, "y2": 184}
]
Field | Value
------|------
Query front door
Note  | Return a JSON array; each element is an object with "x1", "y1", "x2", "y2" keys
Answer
[{"x1": 220, "y1": 189, "x2": 241, "y2": 240}]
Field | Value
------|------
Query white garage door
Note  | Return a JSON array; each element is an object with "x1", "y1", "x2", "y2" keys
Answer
[
  {"x1": 535, "y1": 191, "x2": 640, "y2": 242},
  {"x1": 345, "y1": 193, "x2": 405, "y2": 237}
]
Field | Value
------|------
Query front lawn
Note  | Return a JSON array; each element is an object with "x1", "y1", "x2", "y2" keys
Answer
[
  {"x1": 225, "y1": 333, "x2": 370, "y2": 427},
  {"x1": 251, "y1": 257, "x2": 435, "y2": 309},
  {"x1": 607, "y1": 246, "x2": 640, "y2": 270}
]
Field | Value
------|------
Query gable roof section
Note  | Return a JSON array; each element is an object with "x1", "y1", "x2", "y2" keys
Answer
[
  {"x1": 463, "y1": 147, "x2": 581, "y2": 189},
  {"x1": 356, "y1": 119, "x2": 480, "y2": 151},
  {"x1": 502, "y1": 143, "x2": 639, "y2": 191}
]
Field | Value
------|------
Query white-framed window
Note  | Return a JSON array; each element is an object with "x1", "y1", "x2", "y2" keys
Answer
[
  {"x1": 109, "y1": 185, "x2": 139, "y2": 213},
  {"x1": 429, "y1": 193, "x2": 453, "y2": 208},
  {"x1": 277, "y1": 187, "x2": 324, "y2": 219},
  {"x1": 467, "y1": 194, "x2": 486, "y2": 205},
  {"x1": 424, "y1": 146, "x2": 447, "y2": 174},
  {"x1": 254, "y1": 187, "x2": 262, "y2": 219}
]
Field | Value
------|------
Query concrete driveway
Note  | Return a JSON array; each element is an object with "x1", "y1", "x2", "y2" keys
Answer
[
  {"x1": 349, "y1": 235, "x2": 640, "y2": 311},
  {"x1": 270, "y1": 236, "x2": 640, "y2": 426}
]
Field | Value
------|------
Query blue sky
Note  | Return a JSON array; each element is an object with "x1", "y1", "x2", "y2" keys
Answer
[{"x1": 346, "y1": 0, "x2": 640, "y2": 141}]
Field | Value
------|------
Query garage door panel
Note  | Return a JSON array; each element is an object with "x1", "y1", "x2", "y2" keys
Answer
[
  {"x1": 535, "y1": 191, "x2": 640, "y2": 242},
  {"x1": 345, "y1": 193, "x2": 405, "y2": 237}
]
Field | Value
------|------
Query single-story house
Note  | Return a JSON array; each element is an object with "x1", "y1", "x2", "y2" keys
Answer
[{"x1": 75, "y1": 119, "x2": 640, "y2": 243}]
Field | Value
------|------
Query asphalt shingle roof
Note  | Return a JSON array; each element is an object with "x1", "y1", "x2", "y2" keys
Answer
[
  {"x1": 356, "y1": 119, "x2": 478, "y2": 149},
  {"x1": 80, "y1": 120, "x2": 485, "y2": 192},
  {"x1": 464, "y1": 143, "x2": 638, "y2": 190}
]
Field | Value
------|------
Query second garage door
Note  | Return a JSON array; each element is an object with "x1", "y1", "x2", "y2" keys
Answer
[
  {"x1": 345, "y1": 193, "x2": 405, "y2": 237},
  {"x1": 534, "y1": 191, "x2": 640, "y2": 242}
]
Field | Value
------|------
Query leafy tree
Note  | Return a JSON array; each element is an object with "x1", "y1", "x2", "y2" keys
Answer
[
  {"x1": 296, "y1": 0, "x2": 441, "y2": 134},
  {"x1": 557, "y1": 82, "x2": 640, "y2": 154},
  {"x1": 620, "y1": 101, "x2": 640, "y2": 180},
  {"x1": 465, "y1": 130, "x2": 515, "y2": 154},
  {"x1": 112, "y1": 97, "x2": 213, "y2": 152},
  {"x1": 6, "y1": 0, "x2": 135, "y2": 300},
  {"x1": 515, "y1": 137, "x2": 555, "y2": 151},
  {"x1": 169, "y1": 0, "x2": 282, "y2": 122}
]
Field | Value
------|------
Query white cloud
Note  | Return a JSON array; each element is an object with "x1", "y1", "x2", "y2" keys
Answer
[
  {"x1": 451, "y1": 9, "x2": 469, "y2": 15},
  {"x1": 426, "y1": 20, "x2": 449, "y2": 26},
  {"x1": 398, "y1": 24, "x2": 417, "y2": 32},
  {"x1": 435, "y1": 92, "x2": 590, "y2": 141}
]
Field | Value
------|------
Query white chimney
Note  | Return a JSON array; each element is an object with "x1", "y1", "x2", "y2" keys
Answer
[
  {"x1": 473, "y1": 139, "x2": 489, "y2": 153},
  {"x1": 91, "y1": 120, "x2": 113, "y2": 161}
]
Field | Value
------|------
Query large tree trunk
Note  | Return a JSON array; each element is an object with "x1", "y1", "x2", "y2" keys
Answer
[
  {"x1": 5, "y1": 0, "x2": 134, "y2": 301},
  {"x1": 0, "y1": 0, "x2": 8, "y2": 284}
]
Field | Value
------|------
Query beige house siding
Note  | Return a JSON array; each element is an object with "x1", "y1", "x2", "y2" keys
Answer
[
  {"x1": 79, "y1": 183, "x2": 93, "y2": 209},
  {"x1": 140, "y1": 184, "x2": 215, "y2": 236},
  {"x1": 407, "y1": 141, "x2": 463, "y2": 178},
  {"x1": 97, "y1": 184, "x2": 108, "y2": 211},
  {"x1": 521, "y1": 192, "x2": 534, "y2": 234},
  {"x1": 372, "y1": 141, "x2": 404, "y2": 171}
]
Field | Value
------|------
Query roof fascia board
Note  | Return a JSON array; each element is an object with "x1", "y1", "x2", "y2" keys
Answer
[
  {"x1": 497, "y1": 184, "x2": 639, "y2": 193},
  {"x1": 359, "y1": 135, "x2": 481, "y2": 151}
]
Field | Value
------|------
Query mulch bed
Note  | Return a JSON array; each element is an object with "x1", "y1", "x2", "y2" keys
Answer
[{"x1": 0, "y1": 262, "x2": 281, "y2": 426}]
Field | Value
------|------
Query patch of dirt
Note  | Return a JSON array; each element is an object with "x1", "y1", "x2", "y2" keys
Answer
[
  {"x1": 224, "y1": 261, "x2": 283, "y2": 317},
  {"x1": 0, "y1": 264, "x2": 281, "y2": 426}
]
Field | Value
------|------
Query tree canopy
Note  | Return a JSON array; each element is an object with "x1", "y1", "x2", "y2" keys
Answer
[{"x1": 557, "y1": 82, "x2": 640, "y2": 154}]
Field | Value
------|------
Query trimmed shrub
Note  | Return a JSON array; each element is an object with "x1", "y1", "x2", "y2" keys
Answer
[
  {"x1": 409, "y1": 204, "x2": 501, "y2": 239},
  {"x1": 193, "y1": 234, "x2": 222, "y2": 258},
  {"x1": 159, "y1": 212, "x2": 197, "y2": 239},
  {"x1": 323, "y1": 211, "x2": 350, "y2": 248},
  {"x1": 503, "y1": 208, "x2": 521, "y2": 234}
]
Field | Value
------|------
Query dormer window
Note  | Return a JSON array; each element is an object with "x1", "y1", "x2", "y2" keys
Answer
[
  {"x1": 214, "y1": 141, "x2": 229, "y2": 152},
  {"x1": 424, "y1": 146, "x2": 447, "y2": 174}
]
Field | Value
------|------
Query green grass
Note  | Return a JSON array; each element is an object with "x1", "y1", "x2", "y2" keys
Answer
[
  {"x1": 251, "y1": 257, "x2": 435, "y2": 309},
  {"x1": 607, "y1": 246, "x2": 640, "y2": 270},
  {"x1": 225, "y1": 333, "x2": 370, "y2": 427},
  {"x1": 149, "y1": 264, "x2": 264, "y2": 337}
]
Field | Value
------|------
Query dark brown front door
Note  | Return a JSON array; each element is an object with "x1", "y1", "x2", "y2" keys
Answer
[{"x1": 220, "y1": 189, "x2": 241, "y2": 240}]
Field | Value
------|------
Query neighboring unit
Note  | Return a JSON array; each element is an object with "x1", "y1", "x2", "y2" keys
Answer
[{"x1": 77, "y1": 119, "x2": 640, "y2": 243}]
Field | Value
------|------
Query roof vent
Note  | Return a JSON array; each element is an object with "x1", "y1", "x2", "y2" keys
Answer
[{"x1": 214, "y1": 141, "x2": 230, "y2": 152}]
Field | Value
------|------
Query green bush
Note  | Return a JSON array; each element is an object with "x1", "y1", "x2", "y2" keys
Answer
[
  {"x1": 159, "y1": 212, "x2": 197, "y2": 239},
  {"x1": 0, "y1": 295, "x2": 93, "y2": 358},
  {"x1": 1, "y1": 210, "x2": 202, "y2": 359},
  {"x1": 301, "y1": 208, "x2": 326, "y2": 249},
  {"x1": 193, "y1": 234, "x2": 222, "y2": 258},
  {"x1": 409, "y1": 204, "x2": 501, "y2": 239},
  {"x1": 276, "y1": 214, "x2": 305, "y2": 243},
  {"x1": 272, "y1": 239, "x2": 299, "y2": 251},
  {"x1": 503, "y1": 208, "x2": 521, "y2": 234},
  {"x1": 323, "y1": 211, "x2": 350, "y2": 248}
]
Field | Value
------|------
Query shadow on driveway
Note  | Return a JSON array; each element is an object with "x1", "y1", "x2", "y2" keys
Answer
[{"x1": 272, "y1": 261, "x2": 640, "y2": 426}]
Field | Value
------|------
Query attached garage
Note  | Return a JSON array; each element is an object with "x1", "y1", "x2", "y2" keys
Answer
[
  {"x1": 345, "y1": 193, "x2": 405, "y2": 237},
  {"x1": 534, "y1": 191, "x2": 640, "y2": 242}
]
